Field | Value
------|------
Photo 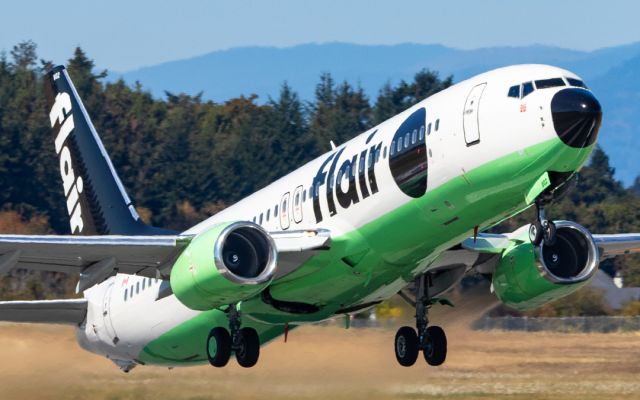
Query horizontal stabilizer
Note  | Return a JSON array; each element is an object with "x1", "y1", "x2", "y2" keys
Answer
[{"x1": 0, "y1": 299, "x2": 87, "y2": 325}]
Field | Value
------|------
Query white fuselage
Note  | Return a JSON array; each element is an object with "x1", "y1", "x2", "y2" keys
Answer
[{"x1": 76, "y1": 64, "x2": 583, "y2": 367}]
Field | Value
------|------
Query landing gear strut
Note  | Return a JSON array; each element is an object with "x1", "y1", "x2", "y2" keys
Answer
[
  {"x1": 206, "y1": 304, "x2": 261, "y2": 368},
  {"x1": 529, "y1": 202, "x2": 556, "y2": 246},
  {"x1": 394, "y1": 274, "x2": 447, "y2": 367}
]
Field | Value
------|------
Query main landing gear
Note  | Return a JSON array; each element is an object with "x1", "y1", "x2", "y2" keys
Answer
[
  {"x1": 529, "y1": 201, "x2": 557, "y2": 246},
  {"x1": 206, "y1": 304, "x2": 261, "y2": 368},
  {"x1": 395, "y1": 274, "x2": 447, "y2": 367}
]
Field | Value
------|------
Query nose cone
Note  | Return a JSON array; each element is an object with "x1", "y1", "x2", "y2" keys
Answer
[{"x1": 551, "y1": 88, "x2": 602, "y2": 148}]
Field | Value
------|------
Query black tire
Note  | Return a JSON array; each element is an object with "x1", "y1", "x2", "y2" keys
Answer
[
  {"x1": 394, "y1": 326, "x2": 419, "y2": 367},
  {"x1": 529, "y1": 221, "x2": 543, "y2": 246},
  {"x1": 207, "y1": 327, "x2": 231, "y2": 367},
  {"x1": 235, "y1": 327, "x2": 260, "y2": 368},
  {"x1": 543, "y1": 220, "x2": 557, "y2": 246},
  {"x1": 423, "y1": 326, "x2": 447, "y2": 366}
]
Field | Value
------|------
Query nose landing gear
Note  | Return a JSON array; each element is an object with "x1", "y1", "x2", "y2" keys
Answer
[
  {"x1": 529, "y1": 201, "x2": 557, "y2": 246},
  {"x1": 206, "y1": 304, "x2": 261, "y2": 368},
  {"x1": 394, "y1": 274, "x2": 447, "y2": 367}
]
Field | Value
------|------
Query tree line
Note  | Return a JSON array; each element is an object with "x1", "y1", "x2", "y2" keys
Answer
[{"x1": 1, "y1": 41, "x2": 639, "y2": 305}]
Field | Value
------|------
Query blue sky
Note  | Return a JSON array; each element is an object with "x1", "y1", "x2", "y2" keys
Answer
[{"x1": 2, "y1": 0, "x2": 639, "y2": 71}]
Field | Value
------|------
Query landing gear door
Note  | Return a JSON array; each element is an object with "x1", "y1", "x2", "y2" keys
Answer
[
  {"x1": 463, "y1": 83, "x2": 486, "y2": 145},
  {"x1": 280, "y1": 192, "x2": 290, "y2": 230}
]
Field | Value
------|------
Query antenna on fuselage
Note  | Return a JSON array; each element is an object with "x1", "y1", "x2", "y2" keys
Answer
[{"x1": 330, "y1": 140, "x2": 336, "y2": 150}]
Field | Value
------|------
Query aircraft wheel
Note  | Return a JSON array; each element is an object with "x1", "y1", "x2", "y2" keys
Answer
[
  {"x1": 235, "y1": 327, "x2": 260, "y2": 368},
  {"x1": 207, "y1": 327, "x2": 231, "y2": 367},
  {"x1": 529, "y1": 221, "x2": 543, "y2": 246},
  {"x1": 543, "y1": 220, "x2": 557, "y2": 246},
  {"x1": 423, "y1": 326, "x2": 447, "y2": 366},
  {"x1": 395, "y1": 326, "x2": 419, "y2": 367}
]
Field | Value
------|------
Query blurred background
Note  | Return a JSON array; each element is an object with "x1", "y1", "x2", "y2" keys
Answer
[{"x1": 0, "y1": 1, "x2": 640, "y2": 398}]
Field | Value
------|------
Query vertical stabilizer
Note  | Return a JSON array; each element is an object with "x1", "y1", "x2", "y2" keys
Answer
[{"x1": 46, "y1": 65, "x2": 173, "y2": 236}]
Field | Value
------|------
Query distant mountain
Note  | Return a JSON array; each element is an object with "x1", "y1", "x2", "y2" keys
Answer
[{"x1": 115, "y1": 42, "x2": 640, "y2": 185}]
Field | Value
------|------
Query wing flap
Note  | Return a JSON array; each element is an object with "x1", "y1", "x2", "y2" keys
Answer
[
  {"x1": 0, "y1": 299, "x2": 87, "y2": 325},
  {"x1": 270, "y1": 229, "x2": 331, "y2": 280}
]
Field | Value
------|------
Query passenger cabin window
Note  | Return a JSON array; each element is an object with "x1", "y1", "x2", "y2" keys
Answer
[
  {"x1": 566, "y1": 77, "x2": 587, "y2": 88},
  {"x1": 435, "y1": 119, "x2": 440, "y2": 131},
  {"x1": 389, "y1": 107, "x2": 428, "y2": 198},
  {"x1": 507, "y1": 85, "x2": 520, "y2": 98},
  {"x1": 427, "y1": 123, "x2": 432, "y2": 135},
  {"x1": 522, "y1": 82, "x2": 534, "y2": 98},
  {"x1": 124, "y1": 289, "x2": 128, "y2": 301},
  {"x1": 275, "y1": 204, "x2": 279, "y2": 216},
  {"x1": 535, "y1": 78, "x2": 565, "y2": 89},
  {"x1": 266, "y1": 209, "x2": 270, "y2": 221},
  {"x1": 259, "y1": 213, "x2": 263, "y2": 224}
]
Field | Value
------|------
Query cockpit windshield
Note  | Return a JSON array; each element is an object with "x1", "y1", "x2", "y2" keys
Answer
[
  {"x1": 566, "y1": 77, "x2": 587, "y2": 89},
  {"x1": 535, "y1": 78, "x2": 565, "y2": 89},
  {"x1": 507, "y1": 76, "x2": 588, "y2": 99}
]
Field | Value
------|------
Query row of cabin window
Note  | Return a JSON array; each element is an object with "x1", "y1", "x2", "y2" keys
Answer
[
  {"x1": 389, "y1": 120, "x2": 439, "y2": 157},
  {"x1": 123, "y1": 277, "x2": 160, "y2": 301},
  {"x1": 252, "y1": 129, "x2": 434, "y2": 226},
  {"x1": 252, "y1": 143, "x2": 390, "y2": 225},
  {"x1": 252, "y1": 189, "x2": 307, "y2": 226},
  {"x1": 507, "y1": 77, "x2": 587, "y2": 99}
]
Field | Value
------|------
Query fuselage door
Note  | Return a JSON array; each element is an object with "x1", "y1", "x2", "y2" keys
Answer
[
  {"x1": 463, "y1": 83, "x2": 486, "y2": 145},
  {"x1": 292, "y1": 185, "x2": 303, "y2": 223},
  {"x1": 101, "y1": 280, "x2": 118, "y2": 344},
  {"x1": 280, "y1": 192, "x2": 291, "y2": 230}
]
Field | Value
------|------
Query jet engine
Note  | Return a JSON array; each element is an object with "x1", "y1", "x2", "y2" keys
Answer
[
  {"x1": 170, "y1": 221, "x2": 277, "y2": 310},
  {"x1": 492, "y1": 221, "x2": 599, "y2": 310}
]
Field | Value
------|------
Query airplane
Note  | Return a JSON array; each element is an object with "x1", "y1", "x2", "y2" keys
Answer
[{"x1": 0, "y1": 63, "x2": 637, "y2": 373}]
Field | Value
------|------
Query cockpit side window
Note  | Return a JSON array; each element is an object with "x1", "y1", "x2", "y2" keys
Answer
[
  {"x1": 566, "y1": 77, "x2": 587, "y2": 89},
  {"x1": 507, "y1": 85, "x2": 520, "y2": 98},
  {"x1": 535, "y1": 78, "x2": 565, "y2": 89},
  {"x1": 522, "y1": 82, "x2": 534, "y2": 98}
]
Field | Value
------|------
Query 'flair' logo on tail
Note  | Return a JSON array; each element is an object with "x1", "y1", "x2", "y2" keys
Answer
[{"x1": 49, "y1": 92, "x2": 85, "y2": 234}]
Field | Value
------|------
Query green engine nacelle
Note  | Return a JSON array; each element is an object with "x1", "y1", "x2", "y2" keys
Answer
[
  {"x1": 170, "y1": 221, "x2": 277, "y2": 311},
  {"x1": 492, "y1": 221, "x2": 600, "y2": 310}
]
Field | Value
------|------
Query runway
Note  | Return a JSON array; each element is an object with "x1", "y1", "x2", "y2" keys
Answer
[{"x1": 0, "y1": 302, "x2": 639, "y2": 399}]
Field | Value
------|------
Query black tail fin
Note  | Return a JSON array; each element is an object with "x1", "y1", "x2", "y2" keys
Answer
[{"x1": 45, "y1": 65, "x2": 173, "y2": 236}]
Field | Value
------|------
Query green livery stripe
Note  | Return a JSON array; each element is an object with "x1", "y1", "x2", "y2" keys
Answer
[{"x1": 139, "y1": 137, "x2": 592, "y2": 365}]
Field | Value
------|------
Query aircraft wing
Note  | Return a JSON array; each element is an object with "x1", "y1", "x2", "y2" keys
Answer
[
  {"x1": 0, "y1": 299, "x2": 87, "y2": 325},
  {"x1": 459, "y1": 231, "x2": 640, "y2": 260},
  {"x1": 0, "y1": 229, "x2": 331, "y2": 291},
  {"x1": 592, "y1": 234, "x2": 640, "y2": 259},
  {"x1": 421, "y1": 229, "x2": 640, "y2": 297}
]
